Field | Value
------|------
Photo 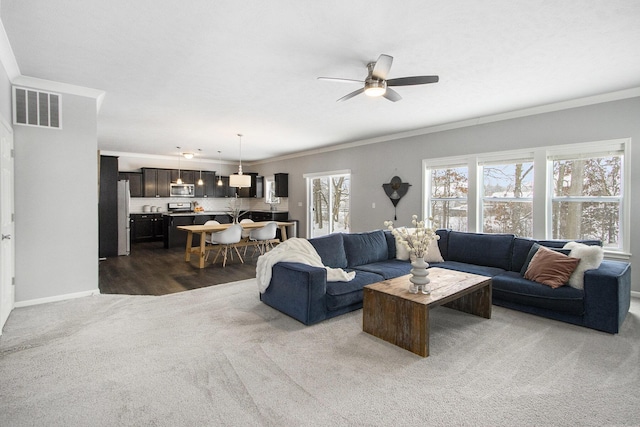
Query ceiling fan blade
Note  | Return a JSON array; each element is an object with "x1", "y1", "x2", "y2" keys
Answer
[
  {"x1": 387, "y1": 75, "x2": 439, "y2": 86},
  {"x1": 337, "y1": 88, "x2": 365, "y2": 102},
  {"x1": 317, "y1": 77, "x2": 364, "y2": 84},
  {"x1": 372, "y1": 54, "x2": 393, "y2": 80},
  {"x1": 383, "y1": 88, "x2": 402, "y2": 102}
]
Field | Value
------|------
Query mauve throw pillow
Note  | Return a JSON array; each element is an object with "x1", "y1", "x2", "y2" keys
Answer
[{"x1": 524, "y1": 246, "x2": 580, "y2": 289}]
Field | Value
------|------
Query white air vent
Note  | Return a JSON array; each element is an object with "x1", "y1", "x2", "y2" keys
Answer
[{"x1": 12, "y1": 86, "x2": 62, "y2": 129}]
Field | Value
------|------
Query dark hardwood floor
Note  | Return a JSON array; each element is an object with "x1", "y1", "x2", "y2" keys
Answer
[{"x1": 99, "y1": 241, "x2": 259, "y2": 296}]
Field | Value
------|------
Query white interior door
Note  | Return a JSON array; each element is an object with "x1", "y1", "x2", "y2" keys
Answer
[{"x1": 0, "y1": 118, "x2": 15, "y2": 332}]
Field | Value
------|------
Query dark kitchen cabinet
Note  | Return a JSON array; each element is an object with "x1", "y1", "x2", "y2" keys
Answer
[
  {"x1": 236, "y1": 173, "x2": 263, "y2": 198},
  {"x1": 131, "y1": 213, "x2": 163, "y2": 243},
  {"x1": 118, "y1": 172, "x2": 143, "y2": 197},
  {"x1": 274, "y1": 173, "x2": 289, "y2": 197},
  {"x1": 214, "y1": 175, "x2": 236, "y2": 198},
  {"x1": 195, "y1": 171, "x2": 217, "y2": 198},
  {"x1": 99, "y1": 155, "x2": 119, "y2": 257},
  {"x1": 171, "y1": 169, "x2": 195, "y2": 185},
  {"x1": 143, "y1": 168, "x2": 171, "y2": 197}
]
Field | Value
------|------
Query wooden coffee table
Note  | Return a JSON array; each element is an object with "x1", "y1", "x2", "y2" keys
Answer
[{"x1": 362, "y1": 267, "x2": 492, "y2": 357}]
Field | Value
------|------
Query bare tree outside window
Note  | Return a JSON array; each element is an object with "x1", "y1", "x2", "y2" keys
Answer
[
  {"x1": 430, "y1": 167, "x2": 468, "y2": 231},
  {"x1": 482, "y1": 161, "x2": 534, "y2": 236},
  {"x1": 309, "y1": 174, "x2": 350, "y2": 237},
  {"x1": 552, "y1": 155, "x2": 621, "y2": 247}
]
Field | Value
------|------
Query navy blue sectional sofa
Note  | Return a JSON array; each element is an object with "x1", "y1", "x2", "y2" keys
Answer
[{"x1": 259, "y1": 229, "x2": 631, "y2": 333}]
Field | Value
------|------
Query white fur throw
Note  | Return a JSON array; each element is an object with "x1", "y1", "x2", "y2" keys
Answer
[
  {"x1": 256, "y1": 237, "x2": 356, "y2": 293},
  {"x1": 394, "y1": 227, "x2": 444, "y2": 263},
  {"x1": 563, "y1": 241, "x2": 604, "y2": 289}
]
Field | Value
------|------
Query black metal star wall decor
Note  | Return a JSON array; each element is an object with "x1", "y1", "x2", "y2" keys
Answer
[{"x1": 382, "y1": 176, "x2": 411, "y2": 220}]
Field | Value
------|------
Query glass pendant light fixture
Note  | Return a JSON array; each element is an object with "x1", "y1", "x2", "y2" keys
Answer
[
  {"x1": 228, "y1": 134, "x2": 251, "y2": 188},
  {"x1": 176, "y1": 146, "x2": 183, "y2": 184},
  {"x1": 217, "y1": 151, "x2": 223, "y2": 186},
  {"x1": 197, "y1": 170, "x2": 203, "y2": 186}
]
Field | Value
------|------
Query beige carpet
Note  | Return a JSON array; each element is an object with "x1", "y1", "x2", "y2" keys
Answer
[{"x1": 1, "y1": 279, "x2": 639, "y2": 426}]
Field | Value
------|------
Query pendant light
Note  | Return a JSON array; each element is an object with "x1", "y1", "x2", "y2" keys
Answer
[
  {"x1": 217, "y1": 151, "x2": 223, "y2": 186},
  {"x1": 228, "y1": 134, "x2": 251, "y2": 188},
  {"x1": 195, "y1": 149, "x2": 203, "y2": 185},
  {"x1": 176, "y1": 146, "x2": 183, "y2": 184}
]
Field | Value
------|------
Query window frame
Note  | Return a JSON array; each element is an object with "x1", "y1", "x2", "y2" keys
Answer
[
  {"x1": 423, "y1": 156, "x2": 470, "y2": 232},
  {"x1": 422, "y1": 139, "x2": 630, "y2": 257}
]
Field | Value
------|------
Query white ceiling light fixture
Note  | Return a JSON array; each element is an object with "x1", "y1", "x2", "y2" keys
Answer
[
  {"x1": 182, "y1": 152, "x2": 194, "y2": 159},
  {"x1": 217, "y1": 151, "x2": 223, "y2": 186},
  {"x1": 228, "y1": 134, "x2": 251, "y2": 188}
]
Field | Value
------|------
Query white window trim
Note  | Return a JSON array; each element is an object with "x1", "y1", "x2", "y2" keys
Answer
[{"x1": 422, "y1": 138, "x2": 631, "y2": 257}]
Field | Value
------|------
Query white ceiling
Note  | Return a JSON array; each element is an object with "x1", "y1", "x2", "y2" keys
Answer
[{"x1": 2, "y1": 0, "x2": 640, "y2": 162}]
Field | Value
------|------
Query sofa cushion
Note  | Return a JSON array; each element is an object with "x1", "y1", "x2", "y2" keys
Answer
[
  {"x1": 435, "y1": 261, "x2": 505, "y2": 278},
  {"x1": 492, "y1": 271, "x2": 585, "y2": 316},
  {"x1": 354, "y1": 259, "x2": 413, "y2": 279},
  {"x1": 436, "y1": 229, "x2": 450, "y2": 260},
  {"x1": 384, "y1": 231, "x2": 396, "y2": 260},
  {"x1": 325, "y1": 270, "x2": 384, "y2": 311},
  {"x1": 342, "y1": 230, "x2": 389, "y2": 268},
  {"x1": 524, "y1": 246, "x2": 580, "y2": 288},
  {"x1": 309, "y1": 233, "x2": 348, "y2": 269},
  {"x1": 447, "y1": 231, "x2": 514, "y2": 270}
]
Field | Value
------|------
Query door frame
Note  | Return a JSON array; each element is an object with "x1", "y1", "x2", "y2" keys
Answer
[{"x1": 0, "y1": 114, "x2": 15, "y2": 332}]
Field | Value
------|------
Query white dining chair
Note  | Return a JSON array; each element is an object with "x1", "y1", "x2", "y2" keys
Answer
[
  {"x1": 203, "y1": 220, "x2": 220, "y2": 261},
  {"x1": 239, "y1": 218, "x2": 254, "y2": 239},
  {"x1": 210, "y1": 223, "x2": 244, "y2": 267},
  {"x1": 248, "y1": 221, "x2": 278, "y2": 256}
]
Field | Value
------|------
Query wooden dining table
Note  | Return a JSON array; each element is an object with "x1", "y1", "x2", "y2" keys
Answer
[{"x1": 178, "y1": 221, "x2": 295, "y2": 268}]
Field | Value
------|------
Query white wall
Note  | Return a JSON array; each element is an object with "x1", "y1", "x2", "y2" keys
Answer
[
  {"x1": 14, "y1": 93, "x2": 99, "y2": 303},
  {"x1": 258, "y1": 97, "x2": 640, "y2": 292},
  {"x1": 0, "y1": 58, "x2": 10, "y2": 120}
]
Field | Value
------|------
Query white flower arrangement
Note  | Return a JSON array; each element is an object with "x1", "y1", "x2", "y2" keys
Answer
[{"x1": 384, "y1": 215, "x2": 439, "y2": 259}]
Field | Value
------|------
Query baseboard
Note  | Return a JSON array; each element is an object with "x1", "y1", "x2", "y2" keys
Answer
[
  {"x1": 631, "y1": 291, "x2": 640, "y2": 299},
  {"x1": 14, "y1": 289, "x2": 101, "y2": 308}
]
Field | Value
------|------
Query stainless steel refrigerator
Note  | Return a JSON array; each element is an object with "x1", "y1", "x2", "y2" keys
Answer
[{"x1": 117, "y1": 180, "x2": 131, "y2": 256}]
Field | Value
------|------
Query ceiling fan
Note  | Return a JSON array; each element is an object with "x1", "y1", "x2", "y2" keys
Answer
[{"x1": 318, "y1": 54, "x2": 439, "y2": 102}]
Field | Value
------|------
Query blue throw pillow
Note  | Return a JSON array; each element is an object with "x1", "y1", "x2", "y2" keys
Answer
[
  {"x1": 308, "y1": 233, "x2": 348, "y2": 268},
  {"x1": 342, "y1": 230, "x2": 389, "y2": 267}
]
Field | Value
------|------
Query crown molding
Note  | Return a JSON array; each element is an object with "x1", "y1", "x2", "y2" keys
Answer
[
  {"x1": 12, "y1": 75, "x2": 106, "y2": 112},
  {"x1": 100, "y1": 150, "x2": 238, "y2": 165},
  {"x1": 0, "y1": 18, "x2": 20, "y2": 80},
  {"x1": 252, "y1": 87, "x2": 640, "y2": 165}
]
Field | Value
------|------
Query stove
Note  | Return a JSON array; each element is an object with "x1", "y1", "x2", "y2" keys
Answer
[{"x1": 167, "y1": 202, "x2": 193, "y2": 213}]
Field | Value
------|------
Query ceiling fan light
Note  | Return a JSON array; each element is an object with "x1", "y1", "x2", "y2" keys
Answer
[{"x1": 364, "y1": 79, "x2": 387, "y2": 97}]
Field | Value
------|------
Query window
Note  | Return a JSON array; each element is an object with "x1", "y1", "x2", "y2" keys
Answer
[
  {"x1": 427, "y1": 165, "x2": 468, "y2": 231},
  {"x1": 550, "y1": 149, "x2": 624, "y2": 249},
  {"x1": 481, "y1": 159, "x2": 534, "y2": 236},
  {"x1": 264, "y1": 176, "x2": 280, "y2": 205},
  {"x1": 304, "y1": 170, "x2": 350, "y2": 238},
  {"x1": 423, "y1": 139, "x2": 630, "y2": 255}
]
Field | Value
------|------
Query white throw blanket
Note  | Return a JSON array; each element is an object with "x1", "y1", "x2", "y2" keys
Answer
[{"x1": 256, "y1": 237, "x2": 356, "y2": 293}]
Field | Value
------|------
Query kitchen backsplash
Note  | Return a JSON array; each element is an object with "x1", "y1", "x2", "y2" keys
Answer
[{"x1": 130, "y1": 197, "x2": 288, "y2": 214}]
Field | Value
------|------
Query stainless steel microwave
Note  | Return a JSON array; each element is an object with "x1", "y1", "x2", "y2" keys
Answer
[{"x1": 170, "y1": 183, "x2": 195, "y2": 197}]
